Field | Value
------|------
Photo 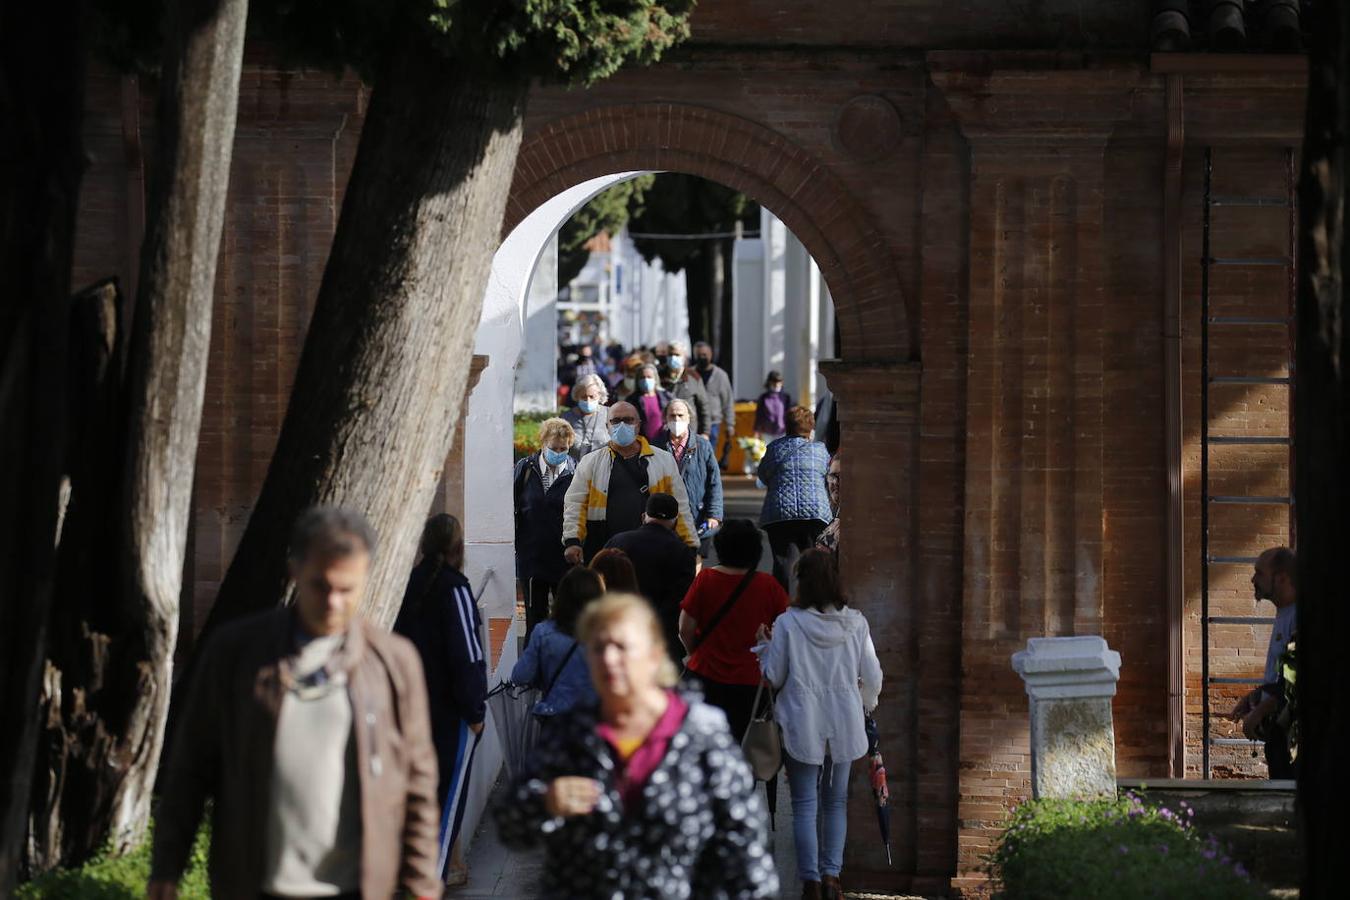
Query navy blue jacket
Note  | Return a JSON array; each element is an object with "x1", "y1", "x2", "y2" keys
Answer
[
  {"x1": 513, "y1": 451, "x2": 575, "y2": 582},
  {"x1": 757, "y1": 435, "x2": 832, "y2": 526},
  {"x1": 393, "y1": 560, "x2": 487, "y2": 728},
  {"x1": 655, "y1": 431, "x2": 724, "y2": 526}
]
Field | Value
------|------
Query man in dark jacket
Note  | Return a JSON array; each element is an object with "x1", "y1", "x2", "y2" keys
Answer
[
  {"x1": 603, "y1": 493, "x2": 698, "y2": 665},
  {"x1": 149, "y1": 507, "x2": 441, "y2": 900},
  {"x1": 513, "y1": 417, "x2": 578, "y2": 641}
]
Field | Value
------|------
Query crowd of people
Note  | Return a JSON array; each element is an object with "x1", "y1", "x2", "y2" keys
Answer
[{"x1": 141, "y1": 353, "x2": 1302, "y2": 899}]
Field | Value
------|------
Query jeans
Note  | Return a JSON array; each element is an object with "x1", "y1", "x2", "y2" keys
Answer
[{"x1": 785, "y1": 754, "x2": 851, "y2": 882}]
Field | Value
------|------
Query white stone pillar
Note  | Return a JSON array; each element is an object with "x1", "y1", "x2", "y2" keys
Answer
[
  {"x1": 1011, "y1": 636, "x2": 1121, "y2": 799},
  {"x1": 514, "y1": 233, "x2": 559, "y2": 413}
]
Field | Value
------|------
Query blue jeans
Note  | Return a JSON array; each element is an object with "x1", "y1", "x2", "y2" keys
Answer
[{"x1": 785, "y1": 754, "x2": 851, "y2": 882}]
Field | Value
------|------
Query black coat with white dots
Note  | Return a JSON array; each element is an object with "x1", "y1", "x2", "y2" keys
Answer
[{"x1": 494, "y1": 695, "x2": 779, "y2": 899}]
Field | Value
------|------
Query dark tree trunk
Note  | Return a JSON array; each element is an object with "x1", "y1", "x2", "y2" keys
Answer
[
  {"x1": 203, "y1": 38, "x2": 529, "y2": 633},
  {"x1": 684, "y1": 247, "x2": 713, "y2": 347},
  {"x1": 717, "y1": 236, "x2": 736, "y2": 378},
  {"x1": 1296, "y1": 1, "x2": 1349, "y2": 896},
  {"x1": 26, "y1": 0, "x2": 248, "y2": 871},
  {"x1": 0, "y1": 6, "x2": 87, "y2": 890}
]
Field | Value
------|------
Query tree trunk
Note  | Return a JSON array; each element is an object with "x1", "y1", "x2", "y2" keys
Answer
[
  {"x1": 0, "y1": 6, "x2": 87, "y2": 891},
  {"x1": 203, "y1": 39, "x2": 529, "y2": 633},
  {"x1": 26, "y1": 0, "x2": 248, "y2": 871},
  {"x1": 716, "y1": 236, "x2": 735, "y2": 377},
  {"x1": 1296, "y1": 1, "x2": 1348, "y2": 895},
  {"x1": 684, "y1": 247, "x2": 713, "y2": 347}
]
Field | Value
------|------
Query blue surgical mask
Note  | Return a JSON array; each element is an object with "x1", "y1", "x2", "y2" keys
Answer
[
  {"x1": 610, "y1": 422, "x2": 637, "y2": 447},
  {"x1": 668, "y1": 355, "x2": 684, "y2": 369},
  {"x1": 543, "y1": 448, "x2": 570, "y2": 466},
  {"x1": 640, "y1": 377, "x2": 656, "y2": 393},
  {"x1": 578, "y1": 399, "x2": 597, "y2": 414}
]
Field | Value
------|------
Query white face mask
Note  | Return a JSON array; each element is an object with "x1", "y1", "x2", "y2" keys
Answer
[{"x1": 669, "y1": 420, "x2": 689, "y2": 437}]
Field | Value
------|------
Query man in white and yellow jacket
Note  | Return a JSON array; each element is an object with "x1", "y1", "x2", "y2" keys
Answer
[{"x1": 563, "y1": 401, "x2": 698, "y2": 564}]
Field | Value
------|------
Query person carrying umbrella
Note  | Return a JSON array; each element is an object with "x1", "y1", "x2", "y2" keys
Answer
[{"x1": 754, "y1": 549, "x2": 883, "y2": 900}]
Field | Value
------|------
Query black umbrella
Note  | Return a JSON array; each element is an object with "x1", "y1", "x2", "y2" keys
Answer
[{"x1": 865, "y1": 714, "x2": 892, "y2": 866}]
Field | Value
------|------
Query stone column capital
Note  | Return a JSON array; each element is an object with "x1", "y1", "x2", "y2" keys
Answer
[
  {"x1": 817, "y1": 358, "x2": 921, "y2": 427},
  {"x1": 1012, "y1": 636, "x2": 1121, "y2": 701}
]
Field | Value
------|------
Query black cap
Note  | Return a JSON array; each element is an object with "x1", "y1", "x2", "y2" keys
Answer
[{"x1": 646, "y1": 492, "x2": 679, "y2": 521}]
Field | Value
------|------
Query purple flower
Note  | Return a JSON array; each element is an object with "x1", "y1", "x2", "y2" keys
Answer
[
  {"x1": 1203, "y1": 848, "x2": 1217, "y2": 860},
  {"x1": 1118, "y1": 844, "x2": 1129, "y2": 854}
]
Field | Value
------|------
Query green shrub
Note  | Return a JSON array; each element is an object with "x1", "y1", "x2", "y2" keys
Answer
[
  {"x1": 989, "y1": 795, "x2": 1265, "y2": 900},
  {"x1": 18, "y1": 820, "x2": 210, "y2": 899}
]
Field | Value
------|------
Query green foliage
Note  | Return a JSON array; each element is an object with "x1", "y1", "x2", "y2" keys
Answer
[
  {"x1": 253, "y1": 0, "x2": 696, "y2": 85},
  {"x1": 18, "y1": 819, "x2": 211, "y2": 899},
  {"x1": 558, "y1": 175, "x2": 655, "y2": 287},
  {"x1": 989, "y1": 795, "x2": 1266, "y2": 900},
  {"x1": 627, "y1": 173, "x2": 758, "y2": 275}
]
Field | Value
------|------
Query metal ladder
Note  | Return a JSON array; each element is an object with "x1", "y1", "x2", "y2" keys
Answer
[{"x1": 1199, "y1": 147, "x2": 1297, "y2": 779}]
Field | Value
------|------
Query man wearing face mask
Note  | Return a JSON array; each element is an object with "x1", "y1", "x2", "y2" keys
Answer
[
  {"x1": 562, "y1": 374, "x2": 611, "y2": 460},
  {"x1": 655, "y1": 399, "x2": 723, "y2": 558},
  {"x1": 624, "y1": 362, "x2": 673, "y2": 443},
  {"x1": 692, "y1": 342, "x2": 735, "y2": 467},
  {"x1": 563, "y1": 401, "x2": 698, "y2": 566},
  {"x1": 660, "y1": 342, "x2": 711, "y2": 439}
]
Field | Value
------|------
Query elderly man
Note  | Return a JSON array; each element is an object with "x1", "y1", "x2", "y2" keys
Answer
[
  {"x1": 1229, "y1": 546, "x2": 1298, "y2": 779},
  {"x1": 693, "y1": 341, "x2": 736, "y2": 466},
  {"x1": 654, "y1": 398, "x2": 723, "y2": 557},
  {"x1": 149, "y1": 507, "x2": 441, "y2": 900},
  {"x1": 562, "y1": 401, "x2": 697, "y2": 565}
]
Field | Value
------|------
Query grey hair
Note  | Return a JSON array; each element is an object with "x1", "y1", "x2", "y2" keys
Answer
[
  {"x1": 573, "y1": 373, "x2": 609, "y2": 404},
  {"x1": 288, "y1": 505, "x2": 377, "y2": 563},
  {"x1": 665, "y1": 398, "x2": 691, "y2": 420}
]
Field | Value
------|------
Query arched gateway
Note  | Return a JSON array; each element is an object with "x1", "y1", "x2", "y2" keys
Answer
[{"x1": 68, "y1": 4, "x2": 1308, "y2": 892}]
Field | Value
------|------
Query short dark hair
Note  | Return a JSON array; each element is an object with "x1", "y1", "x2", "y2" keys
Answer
[
  {"x1": 1265, "y1": 546, "x2": 1297, "y2": 586},
  {"x1": 589, "y1": 548, "x2": 639, "y2": 594},
  {"x1": 419, "y1": 513, "x2": 465, "y2": 570},
  {"x1": 786, "y1": 405, "x2": 815, "y2": 437},
  {"x1": 713, "y1": 519, "x2": 763, "y2": 569},
  {"x1": 794, "y1": 548, "x2": 847, "y2": 611},
  {"x1": 288, "y1": 506, "x2": 377, "y2": 564},
  {"x1": 646, "y1": 492, "x2": 679, "y2": 521},
  {"x1": 553, "y1": 567, "x2": 606, "y2": 636},
  {"x1": 765, "y1": 370, "x2": 783, "y2": 388}
]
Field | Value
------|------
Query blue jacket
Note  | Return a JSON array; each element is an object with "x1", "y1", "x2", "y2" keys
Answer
[
  {"x1": 393, "y1": 560, "x2": 487, "y2": 727},
  {"x1": 655, "y1": 431, "x2": 724, "y2": 526},
  {"x1": 510, "y1": 620, "x2": 597, "y2": 717},
  {"x1": 513, "y1": 451, "x2": 575, "y2": 581},
  {"x1": 757, "y1": 435, "x2": 832, "y2": 526}
]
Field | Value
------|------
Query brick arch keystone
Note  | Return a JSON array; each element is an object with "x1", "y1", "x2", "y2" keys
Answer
[{"x1": 503, "y1": 104, "x2": 913, "y2": 360}]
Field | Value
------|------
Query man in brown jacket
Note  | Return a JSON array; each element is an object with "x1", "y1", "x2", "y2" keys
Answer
[{"x1": 148, "y1": 507, "x2": 442, "y2": 900}]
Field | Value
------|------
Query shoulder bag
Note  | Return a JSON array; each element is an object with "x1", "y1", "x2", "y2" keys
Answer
[{"x1": 741, "y1": 678, "x2": 783, "y2": 781}]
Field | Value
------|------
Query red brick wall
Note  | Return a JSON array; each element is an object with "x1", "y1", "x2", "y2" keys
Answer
[{"x1": 70, "y1": 35, "x2": 1305, "y2": 895}]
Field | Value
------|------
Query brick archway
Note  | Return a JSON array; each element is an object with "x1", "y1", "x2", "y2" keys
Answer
[{"x1": 503, "y1": 103, "x2": 914, "y2": 360}]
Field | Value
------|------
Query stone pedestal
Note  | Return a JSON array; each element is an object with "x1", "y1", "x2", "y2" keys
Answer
[{"x1": 1012, "y1": 636, "x2": 1121, "y2": 799}]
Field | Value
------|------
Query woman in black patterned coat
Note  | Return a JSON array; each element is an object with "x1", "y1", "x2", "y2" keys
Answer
[{"x1": 495, "y1": 593, "x2": 779, "y2": 900}]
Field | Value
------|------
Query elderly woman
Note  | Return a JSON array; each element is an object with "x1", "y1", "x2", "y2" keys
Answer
[
  {"x1": 514, "y1": 417, "x2": 577, "y2": 641},
  {"x1": 624, "y1": 362, "x2": 672, "y2": 443},
  {"x1": 562, "y1": 373, "x2": 610, "y2": 460},
  {"x1": 495, "y1": 593, "x2": 778, "y2": 899},
  {"x1": 655, "y1": 398, "x2": 723, "y2": 556},
  {"x1": 758, "y1": 405, "x2": 832, "y2": 590}
]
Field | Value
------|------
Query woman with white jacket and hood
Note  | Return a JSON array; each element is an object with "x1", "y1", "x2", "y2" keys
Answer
[{"x1": 755, "y1": 548, "x2": 883, "y2": 900}]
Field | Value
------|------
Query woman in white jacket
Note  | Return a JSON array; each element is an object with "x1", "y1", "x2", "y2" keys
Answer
[{"x1": 755, "y1": 548, "x2": 883, "y2": 900}]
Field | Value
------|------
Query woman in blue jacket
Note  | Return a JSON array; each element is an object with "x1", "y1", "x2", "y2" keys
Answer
[
  {"x1": 757, "y1": 405, "x2": 833, "y2": 590},
  {"x1": 511, "y1": 567, "x2": 605, "y2": 731},
  {"x1": 394, "y1": 513, "x2": 487, "y2": 886},
  {"x1": 654, "y1": 399, "x2": 724, "y2": 557}
]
